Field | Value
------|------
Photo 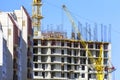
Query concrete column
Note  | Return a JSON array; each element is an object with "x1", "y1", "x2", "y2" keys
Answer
[
  {"x1": 38, "y1": 40, "x2": 41, "y2": 46},
  {"x1": 46, "y1": 72, "x2": 51, "y2": 79}
]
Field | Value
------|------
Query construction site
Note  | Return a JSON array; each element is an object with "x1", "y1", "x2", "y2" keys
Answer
[
  {"x1": 0, "y1": 0, "x2": 116, "y2": 80},
  {"x1": 32, "y1": 0, "x2": 115, "y2": 80}
]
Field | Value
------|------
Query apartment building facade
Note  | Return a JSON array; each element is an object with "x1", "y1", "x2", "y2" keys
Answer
[
  {"x1": 0, "y1": 6, "x2": 33, "y2": 80},
  {"x1": 33, "y1": 33, "x2": 112, "y2": 80}
]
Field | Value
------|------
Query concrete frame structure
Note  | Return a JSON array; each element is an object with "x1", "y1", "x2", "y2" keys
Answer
[
  {"x1": 0, "y1": 6, "x2": 33, "y2": 80},
  {"x1": 33, "y1": 37, "x2": 112, "y2": 80}
]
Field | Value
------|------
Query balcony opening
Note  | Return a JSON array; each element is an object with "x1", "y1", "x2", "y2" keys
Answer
[
  {"x1": 51, "y1": 72, "x2": 55, "y2": 78},
  {"x1": 74, "y1": 42, "x2": 78, "y2": 47},
  {"x1": 61, "y1": 50, "x2": 64, "y2": 55},
  {"x1": 51, "y1": 40, "x2": 56, "y2": 46},
  {"x1": 67, "y1": 42, "x2": 71, "y2": 47},
  {"x1": 81, "y1": 73, "x2": 85, "y2": 78},
  {"x1": 51, "y1": 48, "x2": 56, "y2": 54},
  {"x1": 67, "y1": 57, "x2": 71, "y2": 63},
  {"x1": 33, "y1": 40, "x2": 38, "y2": 46},
  {"x1": 80, "y1": 50, "x2": 86, "y2": 56},
  {"x1": 42, "y1": 72, "x2": 45, "y2": 78},
  {"x1": 61, "y1": 42, "x2": 64, "y2": 46},
  {"x1": 33, "y1": 48, "x2": 38, "y2": 53},
  {"x1": 41, "y1": 56, "x2": 47, "y2": 62},
  {"x1": 34, "y1": 63, "x2": 38, "y2": 68},
  {"x1": 61, "y1": 57, "x2": 64, "y2": 62},
  {"x1": 51, "y1": 56, "x2": 55, "y2": 62},
  {"x1": 51, "y1": 64, "x2": 55, "y2": 70},
  {"x1": 80, "y1": 58, "x2": 86, "y2": 64},
  {"x1": 104, "y1": 44, "x2": 108, "y2": 50},
  {"x1": 42, "y1": 64, "x2": 45, "y2": 70},
  {"x1": 88, "y1": 43, "x2": 94, "y2": 48},
  {"x1": 67, "y1": 49, "x2": 71, "y2": 55},
  {"x1": 41, "y1": 40, "x2": 47, "y2": 46},
  {"x1": 95, "y1": 43, "x2": 100, "y2": 49},
  {"x1": 41, "y1": 48, "x2": 47, "y2": 54},
  {"x1": 67, "y1": 65, "x2": 71, "y2": 70},
  {"x1": 33, "y1": 56, "x2": 38, "y2": 61},
  {"x1": 61, "y1": 73, "x2": 64, "y2": 77},
  {"x1": 80, "y1": 43, "x2": 84, "y2": 48},
  {"x1": 34, "y1": 72, "x2": 38, "y2": 76},
  {"x1": 81, "y1": 65, "x2": 85, "y2": 70},
  {"x1": 61, "y1": 64, "x2": 64, "y2": 70}
]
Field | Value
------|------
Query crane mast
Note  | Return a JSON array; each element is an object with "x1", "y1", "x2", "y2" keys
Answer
[
  {"x1": 32, "y1": 0, "x2": 43, "y2": 36},
  {"x1": 62, "y1": 5, "x2": 104, "y2": 80}
]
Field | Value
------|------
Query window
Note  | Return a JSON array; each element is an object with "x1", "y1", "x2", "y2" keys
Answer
[
  {"x1": 34, "y1": 72, "x2": 38, "y2": 76},
  {"x1": 81, "y1": 65, "x2": 85, "y2": 70},
  {"x1": 42, "y1": 72, "x2": 45, "y2": 78},
  {"x1": 61, "y1": 65, "x2": 64, "y2": 70},
  {"x1": 75, "y1": 65, "x2": 78, "y2": 70},
  {"x1": 34, "y1": 40, "x2": 38, "y2": 46},
  {"x1": 67, "y1": 73, "x2": 70, "y2": 78},
  {"x1": 51, "y1": 41, "x2": 56, "y2": 46},
  {"x1": 74, "y1": 73, "x2": 78, "y2": 78},
  {"x1": 41, "y1": 48, "x2": 47, "y2": 54},
  {"x1": 61, "y1": 73, "x2": 64, "y2": 77},
  {"x1": 61, "y1": 42, "x2": 64, "y2": 46},
  {"x1": 96, "y1": 51, "x2": 99, "y2": 57},
  {"x1": 104, "y1": 74, "x2": 107, "y2": 79},
  {"x1": 61, "y1": 50, "x2": 64, "y2": 55},
  {"x1": 67, "y1": 42, "x2": 71, "y2": 47},
  {"x1": 104, "y1": 44, "x2": 108, "y2": 50},
  {"x1": 51, "y1": 57, "x2": 55, "y2": 62},
  {"x1": 42, "y1": 64, "x2": 45, "y2": 70},
  {"x1": 51, "y1": 48, "x2": 56, "y2": 54},
  {"x1": 88, "y1": 74, "x2": 91, "y2": 78},
  {"x1": 104, "y1": 51, "x2": 108, "y2": 57},
  {"x1": 33, "y1": 56, "x2": 38, "y2": 61},
  {"x1": 88, "y1": 43, "x2": 94, "y2": 48},
  {"x1": 104, "y1": 59, "x2": 108, "y2": 65},
  {"x1": 81, "y1": 73, "x2": 85, "y2": 78},
  {"x1": 51, "y1": 72, "x2": 55, "y2": 78},
  {"x1": 74, "y1": 43, "x2": 78, "y2": 47},
  {"x1": 33, "y1": 48, "x2": 38, "y2": 53},
  {"x1": 80, "y1": 58, "x2": 86, "y2": 64},
  {"x1": 80, "y1": 50, "x2": 86, "y2": 56},
  {"x1": 34, "y1": 63, "x2": 38, "y2": 68},
  {"x1": 61, "y1": 57, "x2": 64, "y2": 62},
  {"x1": 80, "y1": 43, "x2": 84, "y2": 48},
  {"x1": 51, "y1": 64, "x2": 55, "y2": 70},
  {"x1": 67, "y1": 49, "x2": 71, "y2": 55},
  {"x1": 41, "y1": 40, "x2": 47, "y2": 46},
  {"x1": 95, "y1": 44, "x2": 100, "y2": 49}
]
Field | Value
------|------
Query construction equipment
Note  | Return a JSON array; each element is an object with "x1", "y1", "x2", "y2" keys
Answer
[
  {"x1": 62, "y1": 5, "x2": 115, "y2": 80},
  {"x1": 32, "y1": 0, "x2": 43, "y2": 36}
]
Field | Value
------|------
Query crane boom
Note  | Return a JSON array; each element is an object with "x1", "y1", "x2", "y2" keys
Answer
[
  {"x1": 62, "y1": 5, "x2": 81, "y2": 39},
  {"x1": 62, "y1": 4, "x2": 104, "y2": 80}
]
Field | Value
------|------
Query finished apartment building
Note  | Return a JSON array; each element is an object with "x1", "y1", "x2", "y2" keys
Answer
[{"x1": 0, "y1": 6, "x2": 33, "y2": 80}]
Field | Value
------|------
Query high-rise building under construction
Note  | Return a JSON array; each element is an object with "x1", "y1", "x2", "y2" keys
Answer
[{"x1": 32, "y1": 0, "x2": 115, "y2": 80}]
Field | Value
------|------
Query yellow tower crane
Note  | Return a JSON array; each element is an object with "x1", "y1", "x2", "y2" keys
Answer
[
  {"x1": 32, "y1": 0, "x2": 43, "y2": 36},
  {"x1": 62, "y1": 5, "x2": 115, "y2": 80}
]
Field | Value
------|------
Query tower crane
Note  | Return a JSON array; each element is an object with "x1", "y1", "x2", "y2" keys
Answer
[
  {"x1": 62, "y1": 5, "x2": 115, "y2": 80},
  {"x1": 32, "y1": 0, "x2": 43, "y2": 36}
]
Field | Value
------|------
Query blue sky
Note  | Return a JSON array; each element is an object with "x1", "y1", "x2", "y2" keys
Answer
[{"x1": 0, "y1": 0, "x2": 119, "y2": 79}]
